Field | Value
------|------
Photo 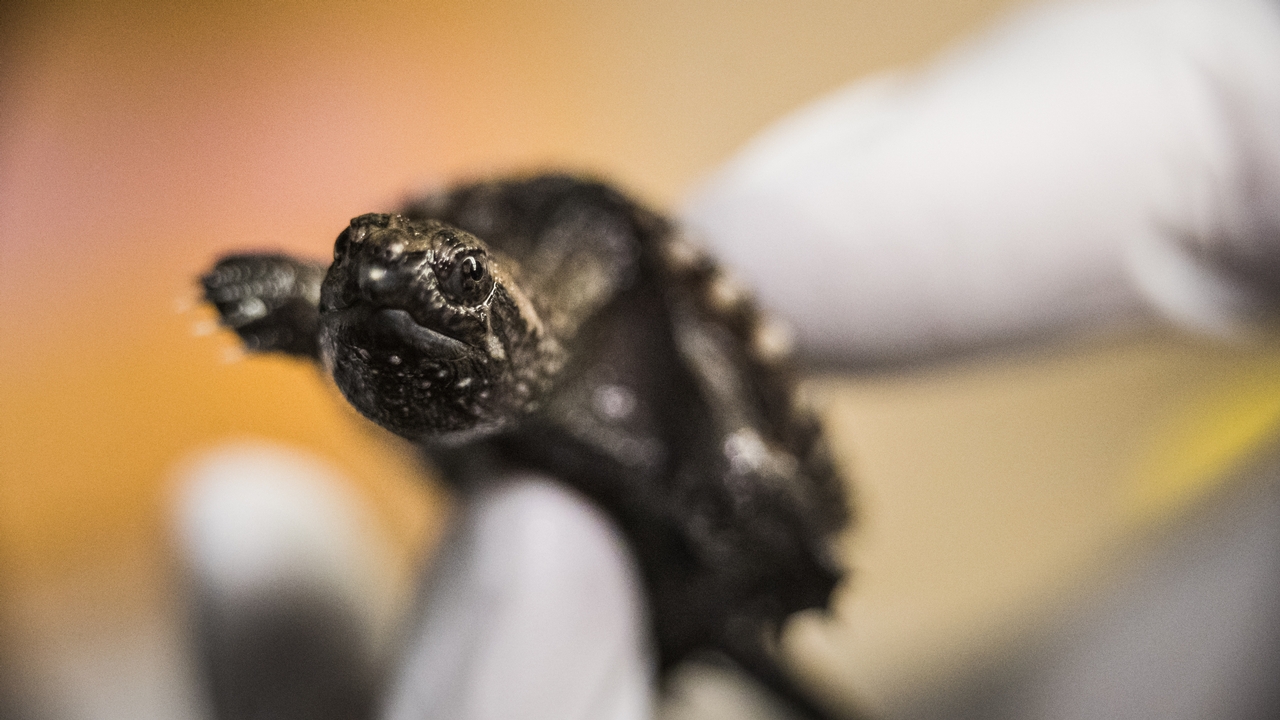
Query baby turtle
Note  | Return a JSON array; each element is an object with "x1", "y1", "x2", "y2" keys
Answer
[{"x1": 201, "y1": 174, "x2": 853, "y2": 719}]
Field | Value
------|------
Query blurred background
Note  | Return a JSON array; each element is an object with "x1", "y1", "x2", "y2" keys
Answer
[{"x1": 5, "y1": 0, "x2": 1280, "y2": 718}]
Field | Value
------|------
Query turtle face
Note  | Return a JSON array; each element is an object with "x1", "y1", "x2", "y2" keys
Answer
[{"x1": 318, "y1": 213, "x2": 562, "y2": 444}]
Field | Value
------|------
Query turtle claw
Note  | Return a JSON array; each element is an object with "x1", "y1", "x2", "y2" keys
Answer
[
  {"x1": 200, "y1": 253, "x2": 328, "y2": 360},
  {"x1": 173, "y1": 291, "x2": 201, "y2": 314},
  {"x1": 192, "y1": 319, "x2": 219, "y2": 337}
]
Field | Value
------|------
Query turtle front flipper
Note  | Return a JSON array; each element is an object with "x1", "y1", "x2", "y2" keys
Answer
[{"x1": 201, "y1": 253, "x2": 328, "y2": 360}]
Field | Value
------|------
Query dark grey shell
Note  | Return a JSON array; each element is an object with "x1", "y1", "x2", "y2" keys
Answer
[{"x1": 202, "y1": 173, "x2": 852, "y2": 719}]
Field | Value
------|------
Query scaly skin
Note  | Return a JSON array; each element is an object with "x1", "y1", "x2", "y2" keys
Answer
[{"x1": 201, "y1": 173, "x2": 855, "y2": 720}]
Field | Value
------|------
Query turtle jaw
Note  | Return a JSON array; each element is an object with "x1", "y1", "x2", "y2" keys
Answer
[
  {"x1": 318, "y1": 304, "x2": 481, "y2": 362},
  {"x1": 317, "y1": 305, "x2": 511, "y2": 443},
  {"x1": 370, "y1": 308, "x2": 474, "y2": 360}
]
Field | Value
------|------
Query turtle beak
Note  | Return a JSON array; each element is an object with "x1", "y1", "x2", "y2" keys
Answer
[{"x1": 337, "y1": 216, "x2": 428, "y2": 312}]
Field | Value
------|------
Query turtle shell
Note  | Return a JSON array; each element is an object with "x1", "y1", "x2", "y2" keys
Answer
[{"x1": 401, "y1": 175, "x2": 851, "y2": 675}]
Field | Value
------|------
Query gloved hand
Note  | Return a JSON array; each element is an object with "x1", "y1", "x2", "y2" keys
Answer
[
  {"x1": 177, "y1": 445, "x2": 653, "y2": 720},
  {"x1": 684, "y1": 0, "x2": 1280, "y2": 365}
]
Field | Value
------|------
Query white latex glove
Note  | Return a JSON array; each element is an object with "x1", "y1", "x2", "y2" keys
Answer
[
  {"x1": 175, "y1": 444, "x2": 401, "y2": 720},
  {"x1": 683, "y1": 0, "x2": 1280, "y2": 365},
  {"x1": 381, "y1": 476, "x2": 654, "y2": 720},
  {"x1": 176, "y1": 449, "x2": 653, "y2": 720}
]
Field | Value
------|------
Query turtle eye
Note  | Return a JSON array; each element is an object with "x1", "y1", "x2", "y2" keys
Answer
[{"x1": 438, "y1": 251, "x2": 494, "y2": 306}]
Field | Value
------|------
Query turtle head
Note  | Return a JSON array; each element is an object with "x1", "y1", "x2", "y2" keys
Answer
[{"x1": 318, "y1": 213, "x2": 563, "y2": 444}]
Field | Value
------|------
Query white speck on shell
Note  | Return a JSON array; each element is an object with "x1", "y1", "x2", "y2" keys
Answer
[
  {"x1": 706, "y1": 271, "x2": 746, "y2": 313},
  {"x1": 485, "y1": 333, "x2": 506, "y2": 361},
  {"x1": 593, "y1": 384, "x2": 637, "y2": 421},
  {"x1": 752, "y1": 315, "x2": 795, "y2": 362},
  {"x1": 724, "y1": 428, "x2": 770, "y2": 476},
  {"x1": 663, "y1": 230, "x2": 710, "y2": 272}
]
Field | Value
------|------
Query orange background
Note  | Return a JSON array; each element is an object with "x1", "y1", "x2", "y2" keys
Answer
[{"x1": 7, "y1": 1, "x2": 1280, "y2": 717}]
